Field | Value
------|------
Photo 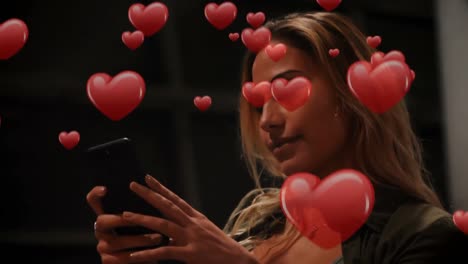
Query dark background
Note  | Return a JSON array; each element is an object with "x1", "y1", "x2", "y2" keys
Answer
[{"x1": 0, "y1": 0, "x2": 445, "y2": 263}]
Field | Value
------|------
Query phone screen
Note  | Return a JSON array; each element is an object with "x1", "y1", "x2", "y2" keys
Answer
[{"x1": 85, "y1": 137, "x2": 168, "y2": 238}]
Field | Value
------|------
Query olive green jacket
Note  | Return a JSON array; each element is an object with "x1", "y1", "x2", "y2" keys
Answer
[
  {"x1": 229, "y1": 184, "x2": 468, "y2": 264},
  {"x1": 341, "y1": 185, "x2": 468, "y2": 264}
]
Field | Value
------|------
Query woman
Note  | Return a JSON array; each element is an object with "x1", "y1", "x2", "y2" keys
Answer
[{"x1": 87, "y1": 11, "x2": 467, "y2": 264}]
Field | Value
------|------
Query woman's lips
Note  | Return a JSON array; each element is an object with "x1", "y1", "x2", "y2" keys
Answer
[{"x1": 272, "y1": 136, "x2": 301, "y2": 159}]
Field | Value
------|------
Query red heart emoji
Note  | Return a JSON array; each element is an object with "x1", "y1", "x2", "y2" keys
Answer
[
  {"x1": 59, "y1": 131, "x2": 80, "y2": 150},
  {"x1": 453, "y1": 210, "x2": 468, "y2": 235},
  {"x1": 367, "y1": 35, "x2": 382, "y2": 48},
  {"x1": 347, "y1": 60, "x2": 411, "y2": 114},
  {"x1": 87, "y1": 71, "x2": 146, "y2": 121},
  {"x1": 316, "y1": 0, "x2": 342, "y2": 12},
  {"x1": 328, "y1": 48, "x2": 340, "y2": 58},
  {"x1": 228, "y1": 32, "x2": 239, "y2": 42},
  {"x1": 271, "y1": 76, "x2": 312, "y2": 112},
  {"x1": 0, "y1": 18, "x2": 28, "y2": 60},
  {"x1": 194, "y1": 96, "x2": 212, "y2": 112},
  {"x1": 122, "y1": 30, "x2": 144, "y2": 50},
  {"x1": 265, "y1": 43, "x2": 287, "y2": 62},
  {"x1": 373, "y1": 50, "x2": 415, "y2": 88},
  {"x1": 246, "y1": 12, "x2": 266, "y2": 29},
  {"x1": 241, "y1": 27, "x2": 271, "y2": 53},
  {"x1": 204, "y1": 2, "x2": 237, "y2": 30},
  {"x1": 280, "y1": 169, "x2": 375, "y2": 248},
  {"x1": 242, "y1": 81, "x2": 272, "y2": 108},
  {"x1": 128, "y1": 2, "x2": 168, "y2": 37}
]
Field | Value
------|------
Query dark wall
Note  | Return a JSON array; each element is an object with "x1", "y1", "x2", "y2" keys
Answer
[{"x1": 0, "y1": 0, "x2": 444, "y2": 263}]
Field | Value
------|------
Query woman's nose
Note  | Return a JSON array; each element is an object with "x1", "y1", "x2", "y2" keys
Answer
[{"x1": 259, "y1": 100, "x2": 286, "y2": 133}]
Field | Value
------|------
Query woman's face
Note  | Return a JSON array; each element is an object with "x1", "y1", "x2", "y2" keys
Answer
[{"x1": 252, "y1": 42, "x2": 352, "y2": 177}]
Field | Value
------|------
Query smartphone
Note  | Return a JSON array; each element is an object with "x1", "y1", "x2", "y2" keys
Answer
[{"x1": 85, "y1": 137, "x2": 169, "y2": 242}]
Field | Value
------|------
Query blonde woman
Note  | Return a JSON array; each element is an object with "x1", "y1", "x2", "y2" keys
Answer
[{"x1": 86, "y1": 12, "x2": 468, "y2": 264}]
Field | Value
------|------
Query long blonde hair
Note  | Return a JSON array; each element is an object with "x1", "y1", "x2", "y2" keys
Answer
[{"x1": 223, "y1": 11, "x2": 443, "y2": 261}]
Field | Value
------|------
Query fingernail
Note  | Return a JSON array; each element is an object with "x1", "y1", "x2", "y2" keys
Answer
[
  {"x1": 99, "y1": 187, "x2": 106, "y2": 195},
  {"x1": 122, "y1": 211, "x2": 134, "y2": 218},
  {"x1": 130, "y1": 252, "x2": 141, "y2": 258}
]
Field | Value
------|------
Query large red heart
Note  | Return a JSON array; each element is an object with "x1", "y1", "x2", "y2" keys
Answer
[
  {"x1": 242, "y1": 81, "x2": 272, "y2": 108},
  {"x1": 280, "y1": 169, "x2": 375, "y2": 248},
  {"x1": 453, "y1": 210, "x2": 468, "y2": 235},
  {"x1": 271, "y1": 77, "x2": 312, "y2": 112},
  {"x1": 316, "y1": 0, "x2": 342, "y2": 11},
  {"x1": 347, "y1": 59, "x2": 411, "y2": 114},
  {"x1": 87, "y1": 71, "x2": 146, "y2": 121},
  {"x1": 59, "y1": 131, "x2": 80, "y2": 150},
  {"x1": 128, "y1": 2, "x2": 168, "y2": 37},
  {"x1": 121, "y1": 30, "x2": 144, "y2": 50},
  {"x1": 241, "y1": 27, "x2": 271, "y2": 53},
  {"x1": 0, "y1": 18, "x2": 28, "y2": 60},
  {"x1": 204, "y1": 2, "x2": 237, "y2": 30}
]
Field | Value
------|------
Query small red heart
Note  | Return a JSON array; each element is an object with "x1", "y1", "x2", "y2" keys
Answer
[
  {"x1": 347, "y1": 60, "x2": 411, "y2": 114},
  {"x1": 228, "y1": 32, "x2": 239, "y2": 42},
  {"x1": 265, "y1": 43, "x2": 287, "y2": 62},
  {"x1": 242, "y1": 81, "x2": 272, "y2": 108},
  {"x1": 59, "y1": 131, "x2": 80, "y2": 150},
  {"x1": 271, "y1": 76, "x2": 312, "y2": 112},
  {"x1": 87, "y1": 71, "x2": 146, "y2": 121},
  {"x1": 328, "y1": 48, "x2": 340, "y2": 58},
  {"x1": 128, "y1": 2, "x2": 168, "y2": 37},
  {"x1": 122, "y1": 30, "x2": 144, "y2": 50},
  {"x1": 204, "y1": 2, "x2": 237, "y2": 30},
  {"x1": 453, "y1": 210, "x2": 468, "y2": 235},
  {"x1": 367, "y1": 35, "x2": 382, "y2": 48},
  {"x1": 246, "y1": 12, "x2": 266, "y2": 29},
  {"x1": 194, "y1": 96, "x2": 212, "y2": 112},
  {"x1": 241, "y1": 27, "x2": 271, "y2": 53},
  {"x1": 316, "y1": 0, "x2": 342, "y2": 12},
  {"x1": 280, "y1": 169, "x2": 375, "y2": 248},
  {"x1": 0, "y1": 18, "x2": 28, "y2": 60},
  {"x1": 410, "y1": 69, "x2": 415, "y2": 81}
]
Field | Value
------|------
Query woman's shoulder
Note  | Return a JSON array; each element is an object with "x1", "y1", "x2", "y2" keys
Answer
[{"x1": 380, "y1": 201, "x2": 468, "y2": 262}]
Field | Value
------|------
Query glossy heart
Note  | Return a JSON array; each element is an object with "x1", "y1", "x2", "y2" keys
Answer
[
  {"x1": 204, "y1": 2, "x2": 237, "y2": 30},
  {"x1": 367, "y1": 35, "x2": 382, "y2": 48},
  {"x1": 128, "y1": 2, "x2": 168, "y2": 36},
  {"x1": 122, "y1": 30, "x2": 144, "y2": 50},
  {"x1": 0, "y1": 18, "x2": 28, "y2": 60},
  {"x1": 194, "y1": 96, "x2": 212, "y2": 112},
  {"x1": 453, "y1": 210, "x2": 468, "y2": 235},
  {"x1": 329, "y1": 48, "x2": 340, "y2": 58},
  {"x1": 371, "y1": 50, "x2": 414, "y2": 87},
  {"x1": 242, "y1": 81, "x2": 272, "y2": 108},
  {"x1": 265, "y1": 43, "x2": 287, "y2": 62},
  {"x1": 241, "y1": 27, "x2": 271, "y2": 53},
  {"x1": 280, "y1": 169, "x2": 375, "y2": 248},
  {"x1": 87, "y1": 71, "x2": 146, "y2": 121},
  {"x1": 347, "y1": 60, "x2": 411, "y2": 114},
  {"x1": 271, "y1": 77, "x2": 312, "y2": 112},
  {"x1": 246, "y1": 12, "x2": 266, "y2": 29},
  {"x1": 316, "y1": 0, "x2": 342, "y2": 11},
  {"x1": 228, "y1": 32, "x2": 239, "y2": 42},
  {"x1": 59, "y1": 131, "x2": 80, "y2": 150}
]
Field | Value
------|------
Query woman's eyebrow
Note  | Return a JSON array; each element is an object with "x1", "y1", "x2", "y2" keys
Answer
[{"x1": 269, "y1": 69, "x2": 304, "y2": 82}]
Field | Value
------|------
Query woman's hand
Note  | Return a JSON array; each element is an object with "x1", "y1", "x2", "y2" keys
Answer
[
  {"x1": 122, "y1": 175, "x2": 260, "y2": 264},
  {"x1": 86, "y1": 186, "x2": 163, "y2": 264}
]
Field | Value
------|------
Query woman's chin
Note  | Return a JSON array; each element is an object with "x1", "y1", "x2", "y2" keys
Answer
[{"x1": 280, "y1": 158, "x2": 311, "y2": 176}]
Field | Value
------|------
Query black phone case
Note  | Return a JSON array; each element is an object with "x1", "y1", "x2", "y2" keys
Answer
[
  {"x1": 86, "y1": 138, "x2": 183, "y2": 263},
  {"x1": 86, "y1": 138, "x2": 167, "y2": 237}
]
